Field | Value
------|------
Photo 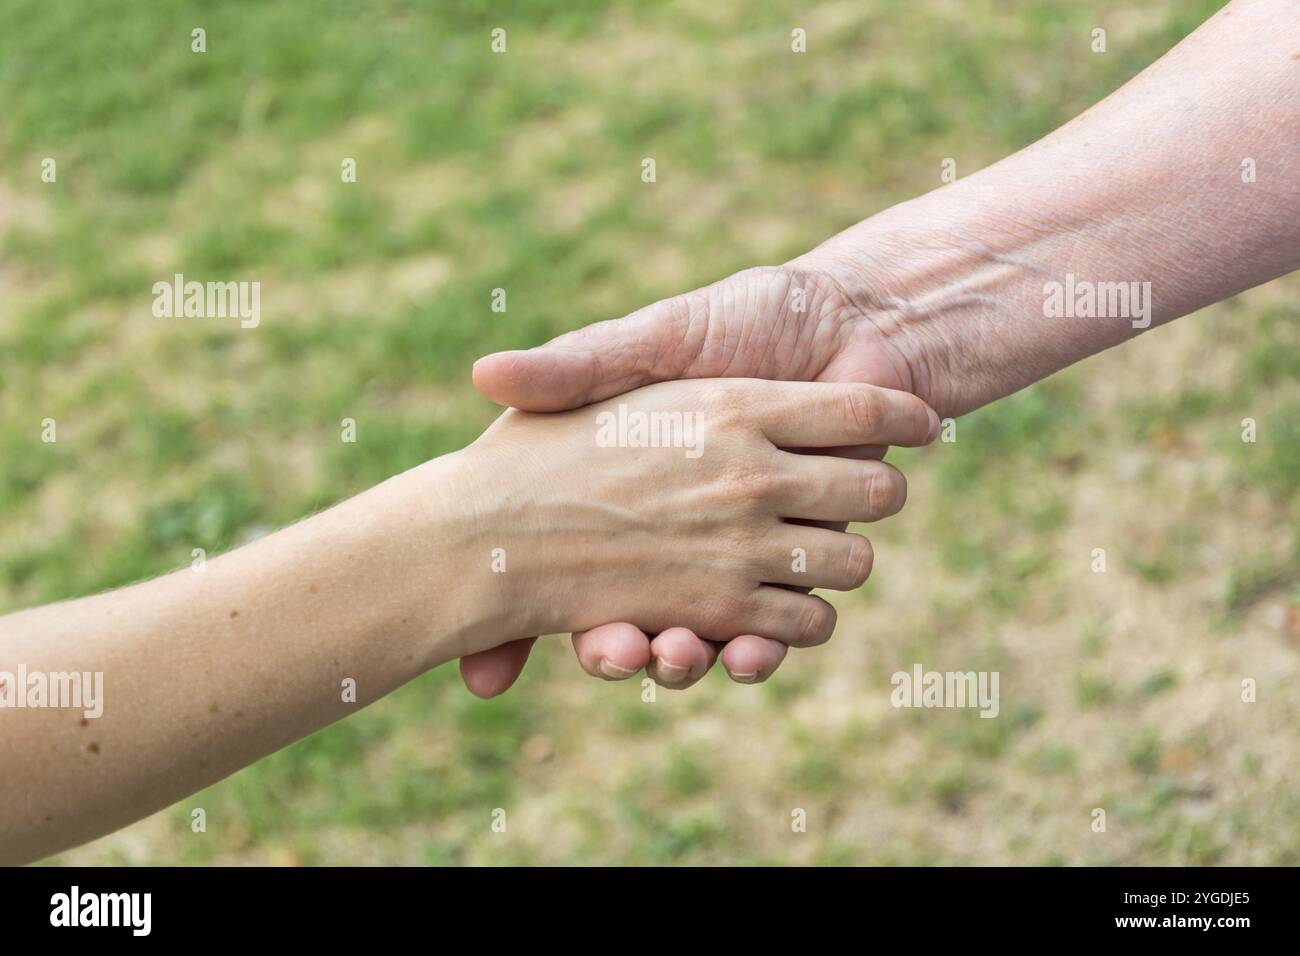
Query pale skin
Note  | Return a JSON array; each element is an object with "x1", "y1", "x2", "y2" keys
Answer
[
  {"x1": 0, "y1": 379, "x2": 936, "y2": 864},
  {"x1": 463, "y1": 0, "x2": 1300, "y2": 696}
]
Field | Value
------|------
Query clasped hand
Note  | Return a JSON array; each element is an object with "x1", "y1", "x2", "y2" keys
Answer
[{"x1": 457, "y1": 372, "x2": 938, "y2": 695}]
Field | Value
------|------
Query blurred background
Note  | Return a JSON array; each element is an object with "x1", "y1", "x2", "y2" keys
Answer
[{"x1": 2, "y1": 0, "x2": 1297, "y2": 864}]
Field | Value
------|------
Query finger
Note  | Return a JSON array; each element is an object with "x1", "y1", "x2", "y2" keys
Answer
[
  {"x1": 647, "y1": 628, "x2": 719, "y2": 688},
  {"x1": 753, "y1": 382, "x2": 938, "y2": 449},
  {"x1": 721, "y1": 635, "x2": 788, "y2": 683},
  {"x1": 459, "y1": 637, "x2": 537, "y2": 699},
  {"x1": 572, "y1": 622, "x2": 653, "y2": 680},
  {"x1": 473, "y1": 341, "x2": 646, "y2": 414},
  {"x1": 787, "y1": 443, "x2": 886, "y2": 461},
  {"x1": 735, "y1": 588, "x2": 838, "y2": 647},
  {"x1": 785, "y1": 517, "x2": 847, "y2": 533},
  {"x1": 472, "y1": 289, "x2": 709, "y2": 412},
  {"x1": 774, "y1": 455, "x2": 908, "y2": 523},
  {"x1": 760, "y1": 527, "x2": 874, "y2": 590},
  {"x1": 471, "y1": 267, "x2": 807, "y2": 412}
]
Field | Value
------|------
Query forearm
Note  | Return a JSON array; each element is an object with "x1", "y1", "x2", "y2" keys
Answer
[
  {"x1": 799, "y1": 0, "x2": 1300, "y2": 417},
  {"x1": 0, "y1": 452, "x2": 500, "y2": 864},
  {"x1": 0, "y1": 377, "x2": 933, "y2": 862}
]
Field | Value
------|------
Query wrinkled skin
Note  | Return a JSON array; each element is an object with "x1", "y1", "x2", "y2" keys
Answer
[{"x1": 461, "y1": 263, "x2": 921, "y2": 697}]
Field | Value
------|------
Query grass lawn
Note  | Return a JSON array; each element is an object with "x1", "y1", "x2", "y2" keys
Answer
[{"x1": 2, "y1": 0, "x2": 1297, "y2": 864}]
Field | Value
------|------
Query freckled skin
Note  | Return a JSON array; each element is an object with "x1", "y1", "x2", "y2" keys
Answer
[{"x1": 0, "y1": 378, "x2": 931, "y2": 864}]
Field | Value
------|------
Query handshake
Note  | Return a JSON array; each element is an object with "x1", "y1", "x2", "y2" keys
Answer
[
  {"x1": 8, "y1": 0, "x2": 1296, "y2": 861},
  {"x1": 453, "y1": 264, "x2": 942, "y2": 697}
]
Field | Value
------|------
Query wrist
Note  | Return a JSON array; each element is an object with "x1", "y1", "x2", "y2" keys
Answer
[
  {"x1": 397, "y1": 446, "x2": 538, "y2": 666},
  {"x1": 793, "y1": 163, "x2": 1151, "y2": 419},
  {"x1": 791, "y1": 202, "x2": 1029, "y2": 419}
]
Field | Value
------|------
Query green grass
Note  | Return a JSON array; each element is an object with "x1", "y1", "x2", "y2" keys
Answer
[{"x1": 6, "y1": 0, "x2": 1297, "y2": 866}]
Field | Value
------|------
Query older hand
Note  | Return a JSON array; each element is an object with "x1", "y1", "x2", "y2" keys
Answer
[{"x1": 459, "y1": 261, "x2": 935, "y2": 697}]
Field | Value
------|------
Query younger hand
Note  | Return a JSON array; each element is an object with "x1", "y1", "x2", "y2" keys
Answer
[{"x1": 458, "y1": 377, "x2": 936, "y2": 691}]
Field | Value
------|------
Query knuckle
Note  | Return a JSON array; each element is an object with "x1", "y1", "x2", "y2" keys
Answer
[
  {"x1": 702, "y1": 592, "x2": 749, "y2": 637},
  {"x1": 798, "y1": 599, "x2": 837, "y2": 646},
  {"x1": 722, "y1": 528, "x2": 771, "y2": 580},
  {"x1": 865, "y1": 465, "x2": 904, "y2": 516},
  {"x1": 844, "y1": 534, "x2": 875, "y2": 587},
  {"x1": 695, "y1": 379, "x2": 735, "y2": 411},
  {"x1": 721, "y1": 459, "x2": 781, "y2": 505},
  {"x1": 662, "y1": 285, "x2": 711, "y2": 346},
  {"x1": 842, "y1": 386, "x2": 877, "y2": 437},
  {"x1": 696, "y1": 380, "x2": 748, "y2": 422}
]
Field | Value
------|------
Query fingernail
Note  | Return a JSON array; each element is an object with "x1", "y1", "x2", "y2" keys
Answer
[
  {"x1": 729, "y1": 671, "x2": 759, "y2": 684},
  {"x1": 598, "y1": 659, "x2": 637, "y2": 679},
  {"x1": 657, "y1": 661, "x2": 690, "y2": 683},
  {"x1": 926, "y1": 407, "x2": 941, "y2": 443}
]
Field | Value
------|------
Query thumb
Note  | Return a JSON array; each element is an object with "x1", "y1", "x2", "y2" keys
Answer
[
  {"x1": 472, "y1": 267, "x2": 798, "y2": 411},
  {"x1": 459, "y1": 637, "x2": 536, "y2": 698}
]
